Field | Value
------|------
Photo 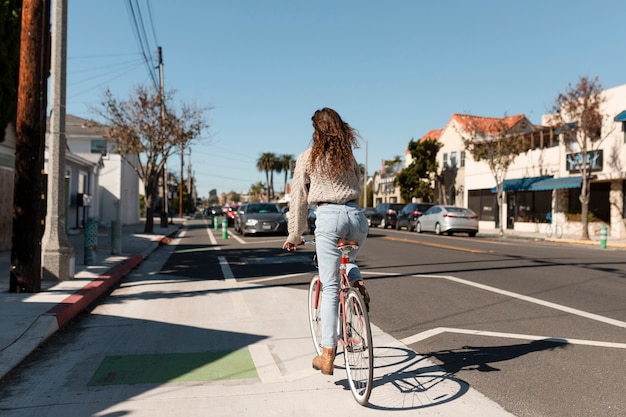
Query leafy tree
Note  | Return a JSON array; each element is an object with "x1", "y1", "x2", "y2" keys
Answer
[
  {"x1": 256, "y1": 152, "x2": 277, "y2": 201},
  {"x1": 92, "y1": 85, "x2": 208, "y2": 233},
  {"x1": 0, "y1": 0, "x2": 21, "y2": 141},
  {"x1": 395, "y1": 138, "x2": 442, "y2": 202},
  {"x1": 459, "y1": 114, "x2": 530, "y2": 234},
  {"x1": 383, "y1": 155, "x2": 403, "y2": 176},
  {"x1": 550, "y1": 75, "x2": 609, "y2": 240}
]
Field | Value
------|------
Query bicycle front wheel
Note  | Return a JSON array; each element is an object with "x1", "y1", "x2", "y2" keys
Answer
[
  {"x1": 554, "y1": 225, "x2": 563, "y2": 239},
  {"x1": 546, "y1": 224, "x2": 553, "y2": 238},
  {"x1": 308, "y1": 275, "x2": 323, "y2": 356},
  {"x1": 343, "y1": 288, "x2": 374, "y2": 405}
]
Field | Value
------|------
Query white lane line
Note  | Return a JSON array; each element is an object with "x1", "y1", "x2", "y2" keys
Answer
[
  {"x1": 228, "y1": 233, "x2": 246, "y2": 244},
  {"x1": 401, "y1": 327, "x2": 626, "y2": 349},
  {"x1": 204, "y1": 222, "x2": 217, "y2": 245},
  {"x1": 415, "y1": 274, "x2": 626, "y2": 329},
  {"x1": 217, "y1": 255, "x2": 252, "y2": 318},
  {"x1": 218, "y1": 256, "x2": 235, "y2": 283}
]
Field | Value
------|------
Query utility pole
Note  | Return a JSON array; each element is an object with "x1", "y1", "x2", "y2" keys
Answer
[
  {"x1": 157, "y1": 46, "x2": 168, "y2": 228},
  {"x1": 11, "y1": 0, "x2": 50, "y2": 292},
  {"x1": 42, "y1": 0, "x2": 74, "y2": 282},
  {"x1": 179, "y1": 142, "x2": 184, "y2": 218}
]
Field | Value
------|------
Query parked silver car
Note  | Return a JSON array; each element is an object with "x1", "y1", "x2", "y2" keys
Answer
[
  {"x1": 234, "y1": 202, "x2": 287, "y2": 236},
  {"x1": 415, "y1": 205, "x2": 478, "y2": 237}
]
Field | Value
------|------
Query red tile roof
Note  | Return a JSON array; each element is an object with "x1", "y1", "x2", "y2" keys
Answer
[
  {"x1": 419, "y1": 128, "x2": 443, "y2": 142},
  {"x1": 452, "y1": 113, "x2": 526, "y2": 134}
]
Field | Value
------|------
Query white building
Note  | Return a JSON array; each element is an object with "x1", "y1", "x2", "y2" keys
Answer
[
  {"x1": 425, "y1": 83, "x2": 626, "y2": 238},
  {"x1": 64, "y1": 115, "x2": 140, "y2": 226}
]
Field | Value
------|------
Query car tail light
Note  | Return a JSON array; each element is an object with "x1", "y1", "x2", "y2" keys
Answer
[
  {"x1": 412, "y1": 211, "x2": 421, "y2": 217},
  {"x1": 387, "y1": 209, "x2": 397, "y2": 215}
]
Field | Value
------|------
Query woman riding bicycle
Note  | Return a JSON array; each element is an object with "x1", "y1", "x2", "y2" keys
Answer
[{"x1": 282, "y1": 107, "x2": 369, "y2": 375}]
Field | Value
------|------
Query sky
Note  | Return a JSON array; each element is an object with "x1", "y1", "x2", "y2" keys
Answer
[{"x1": 65, "y1": 0, "x2": 626, "y2": 199}]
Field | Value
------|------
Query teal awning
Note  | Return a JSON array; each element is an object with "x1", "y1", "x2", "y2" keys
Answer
[
  {"x1": 614, "y1": 110, "x2": 626, "y2": 122},
  {"x1": 530, "y1": 176, "x2": 582, "y2": 191},
  {"x1": 491, "y1": 176, "x2": 552, "y2": 192}
]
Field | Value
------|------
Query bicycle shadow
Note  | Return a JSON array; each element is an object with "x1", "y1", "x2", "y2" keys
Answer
[
  {"x1": 332, "y1": 339, "x2": 567, "y2": 411},
  {"x1": 332, "y1": 345, "x2": 469, "y2": 410}
]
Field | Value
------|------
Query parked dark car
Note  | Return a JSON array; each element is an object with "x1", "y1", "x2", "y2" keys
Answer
[
  {"x1": 203, "y1": 205, "x2": 224, "y2": 217},
  {"x1": 363, "y1": 207, "x2": 376, "y2": 227},
  {"x1": 307, "y1": 206, "x2": 318, "y2": 234},
  {"x1": 416, "y1": 205, "x2": 479, "y2": 236},
  {"x1": 396, "y1": 202, "x2": 435, "y2": 231},
  {"x1": 369, "y1": 203, "x2": 404, "y2": 229},
  {"x1": 234, "y1": 202, "x2": 287, "y2": 236}
]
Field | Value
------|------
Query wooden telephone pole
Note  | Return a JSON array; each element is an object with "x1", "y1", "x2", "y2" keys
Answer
[{"x1": 11, "y1": 0, "x2": 50, "y2": 292}]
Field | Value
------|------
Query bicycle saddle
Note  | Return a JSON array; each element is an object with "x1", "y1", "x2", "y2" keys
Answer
[{"x1": 337, "y1": 238, "x2": 359, "y2": 249}]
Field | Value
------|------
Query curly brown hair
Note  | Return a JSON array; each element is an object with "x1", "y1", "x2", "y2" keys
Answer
[{"x1": 309, "y1": 107, "x2": 360, "y2": 180}]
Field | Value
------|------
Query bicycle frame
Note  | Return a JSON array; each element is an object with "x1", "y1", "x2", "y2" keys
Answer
[{"x1": 337, "y1": 245, "x2": 357, "y2": 351}]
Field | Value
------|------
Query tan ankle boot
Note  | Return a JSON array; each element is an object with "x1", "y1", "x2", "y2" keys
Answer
[{"x1": 312, "y1": 347, "x2": 336, "y2": 375}]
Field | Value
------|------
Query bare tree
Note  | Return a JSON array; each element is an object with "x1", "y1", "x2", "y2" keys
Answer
[
  {"x1": 550, "y1": 75, "x2": 610, "y2": 240},
  {"x1": 92, "y1": 85, "x2": 208, "y2": 234},
  {"x1": 459, "y1": 114, "x2": 530, "y2": 234}
]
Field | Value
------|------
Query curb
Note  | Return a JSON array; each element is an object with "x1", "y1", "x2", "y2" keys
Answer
[{"x1": 44, "y1": 253, "x2": 144, "y2": 328}]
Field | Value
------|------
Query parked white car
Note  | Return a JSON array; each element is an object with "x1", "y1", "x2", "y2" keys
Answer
[{"x1": 416, "y1": 205, "x2": 478, "y2": 237}]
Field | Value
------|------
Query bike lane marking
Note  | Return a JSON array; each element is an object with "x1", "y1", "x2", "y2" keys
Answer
[
  {"x1": 415, "y1": 273, "x2": 626, "y2": 329},
  {"x1": 401, "y1": 327, "x2": 626, "y2": 349}
]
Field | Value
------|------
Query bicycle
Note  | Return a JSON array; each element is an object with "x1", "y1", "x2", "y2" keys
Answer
[
  {"x1": 546, "y1": 222, "x2": 562, "y2": 238},
  {"x1": 306, "y1": 238, "x2": 374, "y2": 405}
]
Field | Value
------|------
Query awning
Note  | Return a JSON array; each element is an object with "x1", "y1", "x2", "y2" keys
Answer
[
  {"x1": 491, "y1": 175, "x2": 551, "y2": 192},
  {"x1": 614, "y1": 110, "x2": 626, "y2": 122},
  {"x1": 530, "y1": 176, "x2": 582, "y2": 191}
]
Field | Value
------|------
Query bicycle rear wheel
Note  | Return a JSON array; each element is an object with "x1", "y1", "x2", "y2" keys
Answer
[
  {"x1": 307, "y1": 275, "x2": 323, "y2": 356},
  {"x1": 342, "y1": 288, "x2": 374, "y2": 405}
]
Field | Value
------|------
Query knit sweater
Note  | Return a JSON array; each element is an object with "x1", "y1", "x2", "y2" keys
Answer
[{"x1": 287, "y1": 148, "x2": 361, "y2": 244}]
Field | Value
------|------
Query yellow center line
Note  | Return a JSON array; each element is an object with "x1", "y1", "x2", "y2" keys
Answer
[{"x1": 382, "y1": 236, "x2": 492, "y2": 253}]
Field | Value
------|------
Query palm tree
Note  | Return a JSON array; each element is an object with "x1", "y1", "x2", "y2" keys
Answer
[
  {"x1": 278, "y1": 154, "x2": 294, "y2": 193},
  {"x1": 256, "y1": 153, "x2": 277, "y2": 201},
  {"x1": 249, "y1": 181, "x2": 266, "y2": 202}
]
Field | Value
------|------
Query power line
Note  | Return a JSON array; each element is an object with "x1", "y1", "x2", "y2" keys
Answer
[{"x1": 124, "y1": 0, "x2": 158, "y2": 90}]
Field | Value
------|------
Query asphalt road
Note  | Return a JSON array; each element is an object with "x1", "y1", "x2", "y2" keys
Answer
[
  {"x1": 1, "y1": 218, "x2": 624, "y2": 416},
  {"x1": 359, "y1": 227, "x2": 626, "y2": 417}
]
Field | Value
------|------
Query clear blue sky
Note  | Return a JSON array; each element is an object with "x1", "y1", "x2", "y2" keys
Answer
[{"x1": 66, "y1": 0, "x2": 626, "y2": 199}]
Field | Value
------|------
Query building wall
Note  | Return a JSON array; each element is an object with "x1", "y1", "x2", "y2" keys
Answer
[
  {"x1": 65, "y1": 115, "x2": 140, "y2": 226},
  {"x1": 98, "y1": 153, "x2": 140, "y2": 225},
  {"x1": 0, "y1": 124, "x2": 16, "y2": 251}
]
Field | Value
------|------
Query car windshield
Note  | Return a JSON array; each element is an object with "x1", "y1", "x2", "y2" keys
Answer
[
  {"x1": 247, "y1": 204, "x2": 279, "y2": 214},
  {"x1": 446, "y1": 207, "x2": 473, "y2": 215}
]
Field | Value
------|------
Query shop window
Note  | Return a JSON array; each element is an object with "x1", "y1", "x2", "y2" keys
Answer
[{"x1": 468, "y1": 189, "x2": 495, "y2": 221}]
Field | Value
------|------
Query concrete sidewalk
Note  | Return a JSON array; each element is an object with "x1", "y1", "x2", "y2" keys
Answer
[{"x1": 0, "y1": 219, "x2": 183, "y2": 380}]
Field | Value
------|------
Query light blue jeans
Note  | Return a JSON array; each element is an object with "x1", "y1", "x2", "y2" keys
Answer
[{"x1": 315, "y1": 202, "x2": 368, "y2": 347}]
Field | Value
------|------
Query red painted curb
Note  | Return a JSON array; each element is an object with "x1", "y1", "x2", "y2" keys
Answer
[{"x1": 45, "y1": 254, "x2": 144, "y2": 328}]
